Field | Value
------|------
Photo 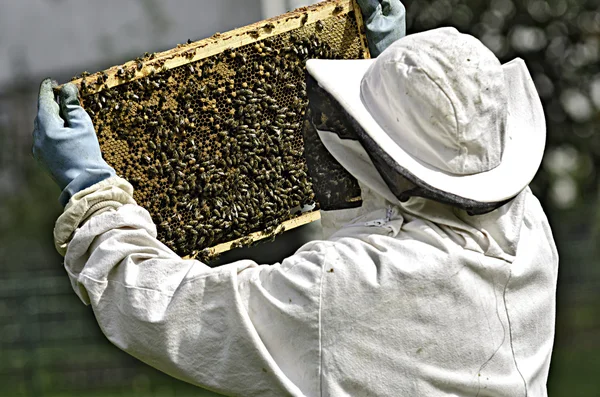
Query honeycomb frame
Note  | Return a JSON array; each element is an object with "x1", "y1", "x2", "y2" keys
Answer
[{"x1": 63, "y1": 0, "x2": 370, "y2": 259}]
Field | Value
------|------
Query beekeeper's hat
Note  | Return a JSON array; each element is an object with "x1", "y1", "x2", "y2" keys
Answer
[{"x1": 306, "y1": 27, "x2": 545, "y2": 204}]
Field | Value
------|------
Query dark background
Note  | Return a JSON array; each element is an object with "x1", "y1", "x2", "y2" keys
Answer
[{"x1": 0, "y1": 0, "x2": 598, "y2": 396}]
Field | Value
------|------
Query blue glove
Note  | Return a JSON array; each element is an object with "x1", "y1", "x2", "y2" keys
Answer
[
  {"x1": 33, "y1": 79, "x2": 116, "y2": 206},
  {"x1": 356, "y1": 0, "x2": 406, "y2": 57}
]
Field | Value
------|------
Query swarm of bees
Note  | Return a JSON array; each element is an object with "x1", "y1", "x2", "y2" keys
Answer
[{"x1": 74, "y1": 5, "x2": 367, "y2": 259}]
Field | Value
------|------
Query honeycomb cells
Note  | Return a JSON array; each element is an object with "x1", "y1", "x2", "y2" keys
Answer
[{"x1": 80, "y1": 11, "x2": 366, "y2": 257}]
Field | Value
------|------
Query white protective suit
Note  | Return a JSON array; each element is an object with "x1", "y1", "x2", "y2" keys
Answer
[{"x1": 54, "y1": 120, "x2": 558, "y2": 397}]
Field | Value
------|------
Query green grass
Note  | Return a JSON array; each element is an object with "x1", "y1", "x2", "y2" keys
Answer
[{"x1": 548, "y1": 346, "x2": 600, "y2": 396}]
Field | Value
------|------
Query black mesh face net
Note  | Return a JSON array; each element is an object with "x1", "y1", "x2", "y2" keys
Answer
[
  {"x1": 302, "y1": 74, "x2": 363, "y2": 211},
  {"x1": 302, "y1": 73, "x2": 512, "y2": 216}
]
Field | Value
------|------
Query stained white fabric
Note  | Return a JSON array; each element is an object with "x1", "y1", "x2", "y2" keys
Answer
[
  {"x1": 362, "y1": 27, "x2": 507, "y2": 175},
  {"x1": 306, "y1": 27, "x2": 547, "y2": 203},
  {"x1": 55, "y1": 168, "x2": 558, "y2": 396},
  {"x1": 54, "y1": 176, "x2": 136, "y2": 256}
]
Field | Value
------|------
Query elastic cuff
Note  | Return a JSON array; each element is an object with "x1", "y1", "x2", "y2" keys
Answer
[
  {"x1": 59, "y1": 168, "x2": 116, "y2": 206},
  {"x1": 54, "y1": 176, "x2": 136, "y2": 256}
]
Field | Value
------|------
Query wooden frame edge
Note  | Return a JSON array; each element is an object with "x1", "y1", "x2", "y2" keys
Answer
[
  {"x1": 64, "y1": 0, "x2": 369, "y2": 95},
  {"x1": 183, "y1": 210, "x2": 322, "y2": 259}
]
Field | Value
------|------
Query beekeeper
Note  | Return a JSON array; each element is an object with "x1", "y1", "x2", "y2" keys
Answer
[{"x1": 32, "y1": 1, "x2": 558, "y2": 396}]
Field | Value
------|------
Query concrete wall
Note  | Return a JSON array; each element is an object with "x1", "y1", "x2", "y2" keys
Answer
[
  {"x1": 261, "y1": 0, "x2": 322, "y2": 18},
  {"x1": 0, "y1": 0, "x2": 263, "y2": 89}
]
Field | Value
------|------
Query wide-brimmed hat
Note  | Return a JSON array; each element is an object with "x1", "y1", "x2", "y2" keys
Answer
[{"x1": 306, "y1": 27, "x2": 545, "y2": 203}]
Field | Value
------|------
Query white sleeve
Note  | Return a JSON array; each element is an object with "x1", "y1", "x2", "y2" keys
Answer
[{"x1": 54, "y1": 176, "x2": 310, "y2": 397}]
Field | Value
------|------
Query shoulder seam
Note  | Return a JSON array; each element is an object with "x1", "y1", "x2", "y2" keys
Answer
[{"x1": 317, "y1": 243, "x2": 329, "y2": 397}]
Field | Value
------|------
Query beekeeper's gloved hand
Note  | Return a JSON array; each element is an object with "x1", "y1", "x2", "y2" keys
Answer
[
  {"x1": 356, "y1": 0, "x2": 406, "y2": 57},
  {"x1": 33, "y1": 79, "x2": 116, "y2": 206}
]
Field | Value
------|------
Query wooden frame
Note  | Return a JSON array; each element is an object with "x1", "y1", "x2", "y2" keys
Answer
[
  {"x1": 64, "y1": 0, "x2": 369, "y2": 258},
  {"x1": 67, "y1": 0, "x2": 369, "y2": 95},
  {"x1": 187, "y1": 210, "x2": 322, "y2": 259}
]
